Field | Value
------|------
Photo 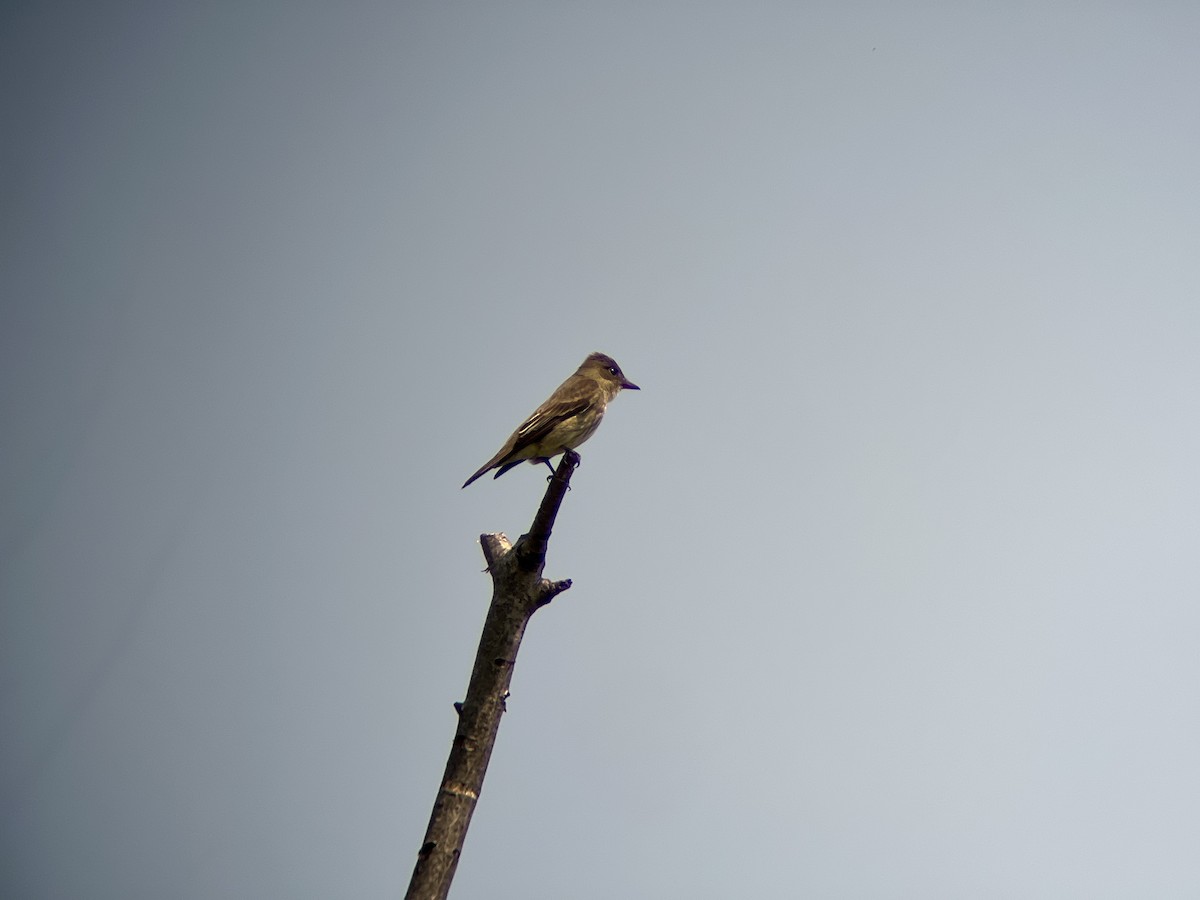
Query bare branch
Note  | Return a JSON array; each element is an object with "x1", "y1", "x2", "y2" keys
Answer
[
  {"x1": 404, "y1": 456, "x2": 579, "y2": 900},
  {"x1": 516, "y1": 449, "x2": 579, "y2": 573}
]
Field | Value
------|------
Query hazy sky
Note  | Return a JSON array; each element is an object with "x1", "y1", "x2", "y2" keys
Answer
[{"x1": 3, "y1": 3, "x2": 1199, "y2": 897}]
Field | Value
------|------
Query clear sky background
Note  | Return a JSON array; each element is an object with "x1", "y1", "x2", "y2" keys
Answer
[{"x1": 3, "y1": 3, "x2": 1199, "y2": 897}]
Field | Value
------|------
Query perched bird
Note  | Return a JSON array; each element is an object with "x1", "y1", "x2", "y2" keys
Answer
[{"x1": 462, "y1": 352, "x2": 639, "y2": 488}]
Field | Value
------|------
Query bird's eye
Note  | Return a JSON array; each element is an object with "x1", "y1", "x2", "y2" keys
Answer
[{"x1": 608, "y1": 366, "x2": 618, "y2": 375}]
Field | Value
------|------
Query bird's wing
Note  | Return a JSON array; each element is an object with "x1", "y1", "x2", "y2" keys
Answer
[{"x1": 511, "y1": 396, "x2": 593, "y2": 451}]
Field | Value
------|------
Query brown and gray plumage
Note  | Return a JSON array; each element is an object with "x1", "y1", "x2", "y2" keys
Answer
[{"x1": 462, "y1": 352, "x2": 640, "y2": 488}]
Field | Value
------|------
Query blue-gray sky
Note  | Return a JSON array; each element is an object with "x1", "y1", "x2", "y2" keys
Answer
[{"x1": 3, "y1": 3, "x2": 1199, "y2": 897}]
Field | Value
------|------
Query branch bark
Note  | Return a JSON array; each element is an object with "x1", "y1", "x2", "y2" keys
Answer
[{"x1": 404, "y1": 450, "x2": 580, "y2": 900}]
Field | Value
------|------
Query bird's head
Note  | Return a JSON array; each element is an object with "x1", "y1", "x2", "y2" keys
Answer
[{"x1": 581, "y1": 352, "x2": 640, "y2": 395}]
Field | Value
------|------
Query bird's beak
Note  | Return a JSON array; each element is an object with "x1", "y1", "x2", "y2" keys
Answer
[{"x1": 622, "y1": 379, "x2": 640, "y2": 391}]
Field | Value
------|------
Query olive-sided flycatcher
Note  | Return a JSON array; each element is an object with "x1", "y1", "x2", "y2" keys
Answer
[{"x1": 462, "y1": 352, "x2": 639, "y2": 488}]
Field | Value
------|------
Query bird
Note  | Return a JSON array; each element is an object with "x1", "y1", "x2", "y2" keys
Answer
[{"x1": 462, "y1": 352, "x2": 639, "y2": 488}]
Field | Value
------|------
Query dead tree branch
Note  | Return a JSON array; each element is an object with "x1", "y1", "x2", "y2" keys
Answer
[{"x1": 404, "y1": 450, "x2": 580, "y2": 900}]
